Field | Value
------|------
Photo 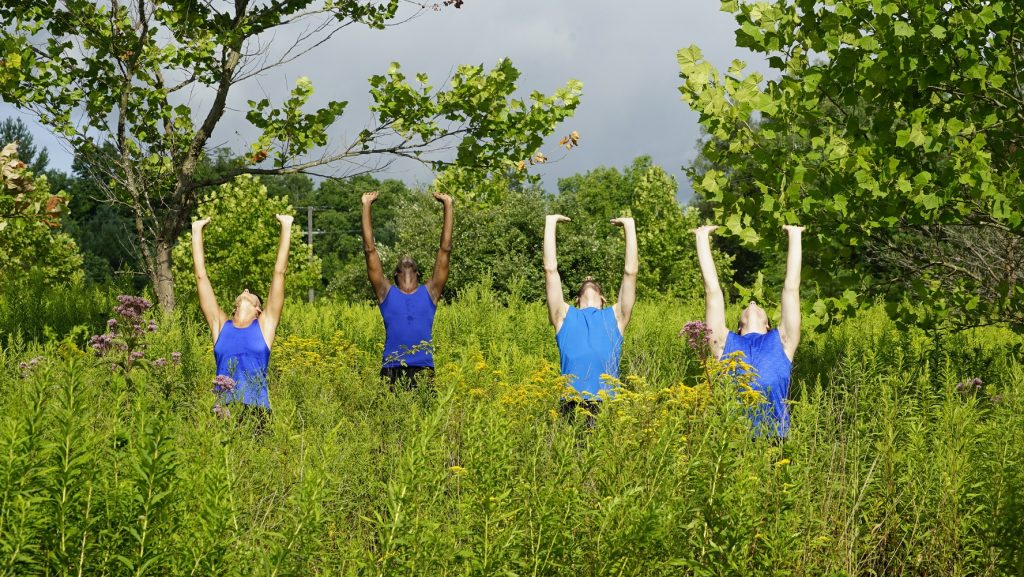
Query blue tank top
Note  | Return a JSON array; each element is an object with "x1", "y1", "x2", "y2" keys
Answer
[
  {"x1": 555, "y1": 306, "x2": 623, "y2": 398},
  {"x1": 379, "y1": 284, "x2": 436, "y2": 368},
  {"x1": 721, "y1": 329, "x2": 792, "y2": 436},
  {"x1": 213, "y1": 320, "x2": 272, "y2": 408}
]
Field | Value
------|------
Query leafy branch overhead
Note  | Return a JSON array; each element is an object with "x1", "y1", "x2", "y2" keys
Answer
[
  {"x1": 245, "y1": 60, "x2": 582, "y2": 184},
  {"x1": 0, "y1": 0, "x2": 578, "y2": 309},
  {"x1": 679, "y1": 0, "x2": 1024, "y2": 331}
]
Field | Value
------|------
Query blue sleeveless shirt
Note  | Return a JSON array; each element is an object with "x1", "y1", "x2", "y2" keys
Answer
[
  {"x1": 555, "y1": 306, "x2": 623, "y2": 398},
  {"x1": 379, "y1": 285, "x2": 436, "y2": 368},
  {"x1": 214, "y1": 320, "x2": 272, "y2": 408},
  {"x1": 721, "y1": 329, "x2": 792, "y2": 436}
]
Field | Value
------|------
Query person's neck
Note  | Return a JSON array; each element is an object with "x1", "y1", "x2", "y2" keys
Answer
[
  {"x1": 232, "y1": 311, "x2": 258, "y2": 327},
  {"x1": 395, "y1": 278, "x2": 419, "y2": 294}
]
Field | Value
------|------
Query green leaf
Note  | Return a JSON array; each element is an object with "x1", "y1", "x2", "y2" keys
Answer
[{"x1": 893, "y1": 21, "x2": 914, "y2": 37}]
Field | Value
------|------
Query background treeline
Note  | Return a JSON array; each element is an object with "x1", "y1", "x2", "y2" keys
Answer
[{"x1": 4, "y1": 116, "x2": 738, "y2": 312}]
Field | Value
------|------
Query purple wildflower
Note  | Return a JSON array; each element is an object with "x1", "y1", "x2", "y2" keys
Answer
[
  {"x1": 212, "y1": 375, "x2": 236, "y2": 394},
  {"x1": 89, "y1": 333, "x2": 114, "y2": 355},
  {"x1": 170, "y1": 352, "x2": 182, "y2": 365},
  {"x1": 212, "y1": 404, "x2": 231, "y2": 419},
  {"x1": 113, "y1": 295, "x2": 152, "y2": 320},
  {"x1": 955, "y1": 381, "x2": 965, "y2": 392},
  {"x1": 130, "y1": 351, "x2": 144, "y2": 361},
  {"x1": 107, "y1": 318, "x2": 118, "y2": 329},
  {"x1": 680, "y1": 320, "x2": 712, "y2": 357},
  {"x1": 147, "y1": 320, "x2": 158, "y2": 333},
  {"x1": 17, "y1": 358, "x2": 42, "y2": 378},
  {"x1": 152, "y1": 358, "x2": 167, "y2": 368}
]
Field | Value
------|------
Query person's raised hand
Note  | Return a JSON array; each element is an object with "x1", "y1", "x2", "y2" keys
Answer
[
  {"x1": 547, "y1": 214, "x2": 571, "y2": 224},
  {"x1": 691, "y1": 224, "x2": 719, "y2": 236},
  {"x1": 782, "y1": 224, "x2": 805, "y2": 234},
  {"x1": 361, "y1": 191, "x2": 379, "y2": 206},
  {"x1": 192, "y1": 217, "x2": 211, "y2": 232},
  {"x1": 432, "y1": 190, "x2": 453, "y2": 206},
  {"x1": 275, "y1": 214, "x2": 294, "y2": 227},
  {"x1": 610, "y1": 217, "x2": 634, "y2": 227}
]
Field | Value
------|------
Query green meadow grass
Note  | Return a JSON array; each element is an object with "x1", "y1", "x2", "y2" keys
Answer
[{"x1": 1, "y1": 289, "x2": 1023, "y2": 576}]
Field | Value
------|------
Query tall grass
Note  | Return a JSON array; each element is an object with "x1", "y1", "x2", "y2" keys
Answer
[
  {"x1": 0, "y1": 289, "x2": 1022, "y2": 576},
  {"x1": 0, "y1": 276, "x2": 118, "y2": 344}
]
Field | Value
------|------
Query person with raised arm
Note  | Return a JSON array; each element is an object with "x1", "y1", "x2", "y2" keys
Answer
[
  {"x1": 362, "y1": 189, "x2": 453, "y2": 389},
  {"x1": 694, "y1": 224, "x2": 804, "y2": 437},
  {"x1": 545, "y1": 214, "x2": 638, "y2": 419},
  {"x1": 192, "y1": 213, "x2": 293, "y2": 428}
]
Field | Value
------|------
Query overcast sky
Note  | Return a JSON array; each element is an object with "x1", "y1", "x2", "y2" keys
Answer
[{"x1": 0, "y1": 1, "x2": 770, "y2": 202}]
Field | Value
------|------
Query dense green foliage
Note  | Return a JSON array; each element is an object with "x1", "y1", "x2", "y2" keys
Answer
[
  {"x1": 679, "y1": 0, "x2": 1024, "y2": 331},
  {"x1": 0, "y1": 142, "x2": 83, "y2": 286},
  {"x1": 171, "y1": 176, "x2": 321, "y2": 306},
  {"x1": 554, "y1": 157, "x2": 725, "y2": 300},
  {"x1": 1, "y1": 289, "x2": 1023, "y2": 575},
  {"x1": 0, "y1": 280, "x2": 113, "y2": 344}
]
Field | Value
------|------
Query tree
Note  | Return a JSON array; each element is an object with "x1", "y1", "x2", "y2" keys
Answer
[
  {"x1": 57, "y1": 150, "x2": 140, "y2": 285},
  {"x1": 0, "y1": 142, "x2": 83, "y2": 285},
  {"x1": 553, "y1": 157, "x2": 731, "y2": 300},
  {"x1": 171, "y1": 175, "x2": 320, "y2": 306},
  {"x1": 312, "y1": 175, "x2": 418, "y2": 299},
  {"x1": 678, "y1": 0, "x2": 1024, "y2": 331},
  {"x1": 0, "y1": 1, "x2": 582, "y2": 310},
  {"x1": 630, "y1": 162, "x2": 724, "y2": 300},
  {"x1": 0, "y1": 118, "x2": 48, "y2": 174},
  {"x1": 392, "y1": 177, "x2": 549, "y2": 301}
]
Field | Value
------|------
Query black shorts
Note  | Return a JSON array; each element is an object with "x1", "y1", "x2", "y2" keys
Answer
[
  {"x1": 559, "y1": 398, "x2": 601, "y2": 428},
  {"x1": 228, "y1": 403, "x2": 270, "y2": 436},
  {"x1": 380, "y1": 366, "x2": 434, "y2": 391}
]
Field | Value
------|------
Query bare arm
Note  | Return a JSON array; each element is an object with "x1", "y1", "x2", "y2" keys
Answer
[
  {"x1": 259, "y1": 213, "x2": 293, "y2": 347},
  {"x1": 361, "y1": 191, "x2": 390, "y2": 303},
  {"x1": 426, "y1": 191, "x2": 454, "y2": 304},
  {"x1": 191, "y1": 218, "x2": 227, "y2": 342},
  {"x1": 694, "y1": 225, "x2": 728, "y2": 358},
  {"x1": 611, "y1": 217, "x2": 638, "y2": 334},
  {"x1": 544, "y1": 214, "x2": 570, "y2": 331},
  {"x1": 779, "y1": 225, "x2": 804, "y2": 360}
]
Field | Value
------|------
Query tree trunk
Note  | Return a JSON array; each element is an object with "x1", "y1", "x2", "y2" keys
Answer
[{"x1": 153, "y1": 239, "x2": 176, "y2": 311}]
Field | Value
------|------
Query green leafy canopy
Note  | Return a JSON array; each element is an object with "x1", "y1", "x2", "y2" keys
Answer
[
  {"x1": 680, "y1": 0, "x2": 1024, "y2": 331},
  {"x1": 172, "y1": 175, "x2": 321, "y2": 306}
]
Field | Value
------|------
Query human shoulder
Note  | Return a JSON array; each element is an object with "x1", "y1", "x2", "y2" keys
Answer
[{"x1": 379, "y1": 284, "x2": 398, "y2": 304}]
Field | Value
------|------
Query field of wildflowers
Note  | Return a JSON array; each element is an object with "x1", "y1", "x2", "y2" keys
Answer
[{"x1": 1, "y1": 285, "x2": 1023, "y2": 576}]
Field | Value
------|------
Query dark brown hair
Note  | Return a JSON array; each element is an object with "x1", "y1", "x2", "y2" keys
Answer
[
  {"x1": 576, "y1": 278, "x2": 604, "y2": 303},
  {"x1": 393, "y1": 258, "x2": 421, "y2": 283}
]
